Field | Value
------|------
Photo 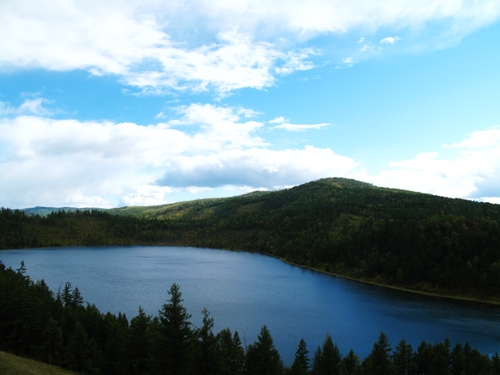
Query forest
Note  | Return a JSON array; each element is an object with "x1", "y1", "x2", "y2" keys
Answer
[
  {"x1": 1, "y1": 261, "x2": 499, "y2": 375},
  {"x1": 2, "y1": 177, "x2": 500, "y2": 302}
]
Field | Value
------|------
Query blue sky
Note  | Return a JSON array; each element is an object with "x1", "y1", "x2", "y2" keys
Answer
[{"x1": 1, "y1": 0, "x2": 500, "y2": 208}]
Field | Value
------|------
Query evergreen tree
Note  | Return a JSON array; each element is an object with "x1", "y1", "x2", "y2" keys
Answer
[
  {"x1": 65, "y1": 321, "x2": 91, "y2": 373},
  {"x1": 244, "y1": 325, "x2": 284, "y2": 375},
  {"x1": 128, "y1": 306, "x2": 153, "y2": 375},
  {"x1": 42, "y1": 317, "x2": 63, "y2": 365},
  {"x1": 194, "y1": 308, "x2": 218, "y2": 375},
  {"x1": 157, "y1": 283, "x2": 193, "y2": 375},
  {"x1": 321, "y1": 334, "x2": 342, "y2": 375},
  {"x1": 491, "y1": 351, "x2": 500, "y2": 375},
  {"x1": 290, "y1": 338, "x2": 309, "y2": 375},
  {"x1": 450, "y1": 342, "x2": 465, "y2": 375},
  {"x1": 216, "y1": 328, "x2": 244, "y2": 375},
  {"x1": 364, "y1": 331, "x2": 394, "y2": 375},
  {"x1": 392, "y1": 339, "x2": 414, "y2": 375},
  {"x1": 340, "y1": 349, "x2": 361, "y2": 375},
  {"x1": 311, "y1": 346, "x2": 323, "y2": 375},
  {"x1": 102, "y1": 316, "x2": 128, "y2": 375}
]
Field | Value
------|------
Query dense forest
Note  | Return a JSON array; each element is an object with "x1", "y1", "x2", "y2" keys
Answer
[
  {"x1": 2, "y1": 178, "x2": 500, "y2": 302},
  {"x1": 1, "y1": 262, "x2": 499, "y2": 375}
]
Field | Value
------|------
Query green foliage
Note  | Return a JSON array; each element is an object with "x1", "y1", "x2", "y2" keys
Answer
[
  {"x1": 289, "y1": 338, "x2": 309, "y2": 375},
  {"x1": 3, "y1": 177, "x2": 500, "y2": 301},
  {"x1": 244, "y1": 325, "x2": 284, "y2": 375},
  {"x1": 1, "y1": 263, "x2": 499, "y2": 375},
  {"x1": 157, "y1": 283, "x2": 193, "y2": 375}
]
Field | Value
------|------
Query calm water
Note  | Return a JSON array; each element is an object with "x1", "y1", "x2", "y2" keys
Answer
[{"x1": 1, "y1": 246, "x2": 499, "y2": 365}]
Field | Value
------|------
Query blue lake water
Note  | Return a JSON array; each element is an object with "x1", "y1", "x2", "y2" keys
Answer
[{"x1": 1, "y1": 246, "x2": 499, "y2": 365}]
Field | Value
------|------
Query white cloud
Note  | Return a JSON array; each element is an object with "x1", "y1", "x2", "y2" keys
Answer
[
  {"x1": 157, "y1": 146, "x2": 359, "y2": 188},
  {"x1": 121, "y1": 185, "x2": 173, "y2": 206},
  {"x1": 443, "y1": 126, "x2": 500, "y2": 149},
  {"x1": 380, "y1": 36, "x2": 401, "y2": 45},
  {"x1": 270, "y1": 116, "x2": 330, "y2": 132},
  {"x1": 362, "y1": 127, "x2": 500, "y2": 203},
  {"x1": 0, "y1": 105, "x2": 353, "y2": 208},
  {"x1": 0, "y1": 2, "x2": 315, "y2": 95},
  {"x1": 0, "y1": 98, "x2": 56, "y2": 117},
  {"x1": 1, "y1": 0, "x2": 498, "y2": 95}
]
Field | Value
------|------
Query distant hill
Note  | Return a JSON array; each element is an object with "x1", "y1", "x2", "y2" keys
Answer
[
  {"x1": 3, "y1": 177, "x2": 500, "y2": 303},
  {"x1": 22, "y1": 206, "x2": 101, "y2": 217}
]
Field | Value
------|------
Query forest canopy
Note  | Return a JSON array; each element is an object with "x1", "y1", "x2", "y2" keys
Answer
[{"x1": 1, "y1": 262, "x2": 499, "y2": 375}]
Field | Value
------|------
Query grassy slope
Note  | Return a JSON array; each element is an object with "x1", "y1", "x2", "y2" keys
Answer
[{"x1": 0, "y1": 352, "x2": 77, "y2": 375}]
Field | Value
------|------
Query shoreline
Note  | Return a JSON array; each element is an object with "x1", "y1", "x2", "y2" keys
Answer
[{"x1": 275, "y1": 256, "x2": 500, "y2": 307}]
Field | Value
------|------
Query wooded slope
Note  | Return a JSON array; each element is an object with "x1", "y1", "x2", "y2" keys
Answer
[{"x1": 2, "y1": 177, "x2": 500, "y2": 301}]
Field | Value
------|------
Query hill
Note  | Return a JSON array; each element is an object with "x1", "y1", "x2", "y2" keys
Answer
[
  {"x1": 2, "y1": 177, "x2": 500, "y2": 302},
  {"x1": 22, "y1": 207, "x2": 100, "y2": 217},
  {"x1": 0, "y1": 351, "x2": 78, "y2": 375}
]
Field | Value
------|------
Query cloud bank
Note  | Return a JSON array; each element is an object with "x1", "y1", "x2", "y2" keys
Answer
[
  {"x1": 0, "y1": 101, "x2": 358, "y2": 207},
  {"x1": 2, "y1": 0, "x2": 498, "y2": 94}
]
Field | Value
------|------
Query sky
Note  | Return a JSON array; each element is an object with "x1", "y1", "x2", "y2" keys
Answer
[{"x1": 1, "y1": 0, "x2": 500, "y2": 209}]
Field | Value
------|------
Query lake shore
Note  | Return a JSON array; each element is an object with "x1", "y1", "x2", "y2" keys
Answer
[{"x1": 275, "y1": 255, "x2": 500, "y2": 307}]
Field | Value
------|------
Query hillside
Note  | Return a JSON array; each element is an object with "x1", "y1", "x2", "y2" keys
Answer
[
  {"x1": 0, "y1": 351, "x2": 78, "y2": 375},
  {"x1": 2, "y1": 177, "x2": 500, "y2": 302}
]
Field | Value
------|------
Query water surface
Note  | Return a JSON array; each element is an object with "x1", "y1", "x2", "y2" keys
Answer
[{"x1": 1, "y1": 246, "x2": 499, "y2": 365}]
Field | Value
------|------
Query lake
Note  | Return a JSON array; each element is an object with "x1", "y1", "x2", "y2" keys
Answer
[{"x1": 1, "y1": 246, "x2": 499, "y2": 365}]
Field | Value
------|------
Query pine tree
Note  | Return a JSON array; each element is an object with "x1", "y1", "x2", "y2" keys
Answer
[
  {"x1": 491, "y1": 351, "x2": 500, "y2": 375},
  {"x1": 128, "y1": 306, "x2": 153, "y2": 375},
  {"x1": 392, "y1": 339, "x2": 414, "y2": 375},
  {"x1": 217, "y1": 328, "x2": 244, "y2": 375},
  {"x1": 194, "y1": 308, "x2": 218, "y2": 375},
  {"x1": 340, "y1": 349, "x2": 362, "y2": 375},
  {"x1": 321, "y1": 334, "x2": 342, "y2": 375},
  {"x1": 244, "y1": 325, "x2": 284, "y2": 375},
  {"x1": 364, "y1": 331, "x2": 394, "y2": 375},
  {"x1": 65, "y1": 321, "x2": 91, "y2": 373},
  {"x1": 311, "y1": 334, "x2": 341, "y2": 375},
  {"x1": 157, "y1": 283, "x2": 193, "y2": 375},
  {"x1": 290, "y1": 338, "x2": 309, "y2": 375}
]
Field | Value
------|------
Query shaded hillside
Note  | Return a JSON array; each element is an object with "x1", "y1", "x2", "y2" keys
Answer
[{"x1": 2, "y1": 177, "x2": 500, "y2": 302}]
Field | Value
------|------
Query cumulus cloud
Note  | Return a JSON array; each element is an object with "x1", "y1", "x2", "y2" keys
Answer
[
  {"x1": 0, "y1": 105, "x2": 356, "y2": 208},
  {"x1": 157, "y1": 146, "x2": 358, "y2": 188},
  {"x1": 380, "y1": 36, "x2": 401, "y2": 45},
  {"x1": 362, "y1": 127, "x2": 500, "y2": 203},
  {"x1": 269, "y1": 116, "x2": 330, "y2": 132},
  {"x1": 1, "y1": 0, "x2": 498, "y2": 95},
  {"x1": 0, "y1": 1, "x2": 315, "y2": 95},
  {"x1": 0, "y1": 98, "x2": 57, "y2": 117}
]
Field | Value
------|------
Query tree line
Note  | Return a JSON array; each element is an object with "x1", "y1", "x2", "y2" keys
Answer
[
  {"x1": 2, "y1": 178, "x2": 500, "y2": 301},
  {"x1": 1, "y1": 262, "x2": 499, "y2": 374}
]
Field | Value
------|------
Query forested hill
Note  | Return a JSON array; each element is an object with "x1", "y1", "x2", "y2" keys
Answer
[{"x1": 2, "y1": 177, "x2": 500, "y2": 302}]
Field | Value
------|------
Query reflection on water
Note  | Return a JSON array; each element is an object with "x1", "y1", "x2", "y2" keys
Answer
[{"x1": 1, "y1": 246, "x2": 499, "y2": 365}]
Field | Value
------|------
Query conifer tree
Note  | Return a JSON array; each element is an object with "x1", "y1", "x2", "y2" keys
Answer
[
  {"x1": 65, "y1": 321, "x2": 91, "y2": 373},
  {"x1": 311, "y1": 334, "x2": 341, "y2": 375},
  {"x1": 244, "y1": 325, "x2": 284, "y2": 375},
  {"x1": 340, "y1": 349, "x2": 362, "y2": 375},
  {"x1": 392, "y1": 339, "x2": 414, "y2": 375},
  {"x1": 157, "y1": 283, "x2": 193, "y2": 375},
  {"x1": 217, "y1": 328, "x2": 244, "y2": 375},
  {"x1": 128, "y1": 306, "x2": 153, "y2": 375},
  {"x1": 290, "y1": 338, "x2": 309, "y2": 375},
  {"x1": 311, "y1": 345, "x2": 323, "y2": 375},
  {"x1": 194, "y1": 308, "x2": 218, "y2": 375},
  {"x1": 364, "y1": 331, "x2": 394, "y2": 375}
]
